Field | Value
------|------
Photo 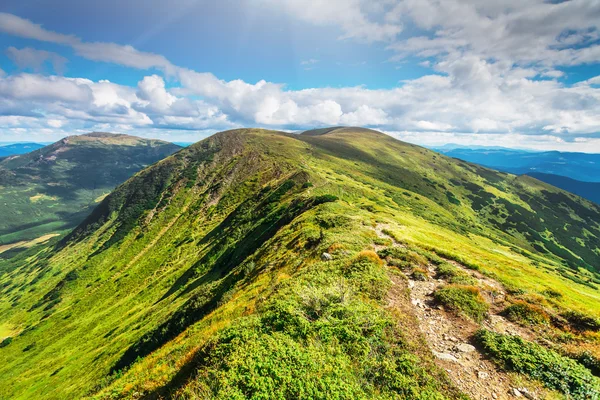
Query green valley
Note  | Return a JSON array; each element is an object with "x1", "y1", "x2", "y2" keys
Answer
[{"x1": 0, "y1": 127, "x2": 599, "y2": 399}]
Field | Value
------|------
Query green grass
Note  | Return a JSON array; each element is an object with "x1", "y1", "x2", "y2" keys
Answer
[
  {"x1": 503, "y1": 300, "x2": 550, "y2": 326},
  {"x1": 434, "y1": 285, "x2": 489, "y2": 322},
  {"x1": 0, "y1": 127, "x2": 599, "y2": 399},
  {"x1": 0, "y1": 133, "x2": 180, "y2": 246},
  {"x1": 475, "y1": 329, "x2": 600, "y2": 399}
]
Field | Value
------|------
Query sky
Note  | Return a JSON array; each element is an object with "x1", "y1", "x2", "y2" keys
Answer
[{"x1": 0, "y1": 0, "x2": 600, "y2": 152}]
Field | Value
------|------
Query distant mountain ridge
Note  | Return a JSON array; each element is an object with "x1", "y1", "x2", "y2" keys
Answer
[
  {"x1": 0, "y1": 132, "x2": 181, "y2": 248},
  {"x1": 526, "y1": 172, "x2": 600, "y2": 204},
  {"x1": 434, "y1": 147, "x2": 600, "y2": 182},
  {"x1": 0, "y1": 143, "x2": 45, "y2": 157}
]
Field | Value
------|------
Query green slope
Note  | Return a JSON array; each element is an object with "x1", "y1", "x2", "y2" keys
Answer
[
  {"x1": 0, "y1": 128, "x2": 599, "y2": 399},
  {"x1": 0, "y1": 132, "x2": 181, "y2": 248}
]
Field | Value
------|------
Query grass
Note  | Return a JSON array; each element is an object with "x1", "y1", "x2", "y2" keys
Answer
[
  {"x1": 475, "y1": 329, "x2": 600, "y2": 399},
  {"x1": 0, "y1": 133, "x2": 180, "y2": 245},
  {"x1": 503, "y1": 300, "x2": 550, "y2": 326},
  {"x1": 0, "y1": 127, "x2": 599, "y2": 399},
  {"x1": 436, "y1": 262, "x2": 476, "y2": 285},
  {"x1": 434, "y1": 285, "x2": 489, "y2": 322}
]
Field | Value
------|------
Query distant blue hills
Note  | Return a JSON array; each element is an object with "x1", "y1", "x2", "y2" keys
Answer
[
  {"x1": 432, "y1": 146, "x2": 600, "y2": 204},
  {"x1": 0, "y1": 142, "x2": 47, "y2": 157}
]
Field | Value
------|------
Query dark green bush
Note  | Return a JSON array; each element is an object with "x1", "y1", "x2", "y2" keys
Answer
[
  {"x1": 188, "y1": 274, "x2": 451, "y2": 399},
  {"x1": 475, "y1": 329, "x2": 600, "y2": 399},
  {"x1": 0, "y1": 337, "x2": 12, "y2": 348},
  {"x1": 377, "y1": 247, "x2": 428, "y2": 270},
  {"x1": 434, "y1": 285, "x2": 488, "y2": 322}
]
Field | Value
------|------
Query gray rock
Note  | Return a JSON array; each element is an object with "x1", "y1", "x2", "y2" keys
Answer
[
  {"x1": 455, "y1": 343, "x2": 476, "y2": 353},
  {"x1": 518, "y1": 388, "x2": 535, "y2": 400},
  {"x1": 477, "y1": 371, "x2": 489, "y2": 379},
  {"x1": 511, "y1": 388, "x2": 523, "y2": 397},
  {"x1": 433, "y1": 351, "x2": 458, "y2": 362},
  {"x1": 321, "y1": 252, "x2": 333, "y2": 261}
]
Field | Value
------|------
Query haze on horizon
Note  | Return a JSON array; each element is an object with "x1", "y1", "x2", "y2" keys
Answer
[{"x1": 1, "y1": 0, "x2": 600, "y2": 152}]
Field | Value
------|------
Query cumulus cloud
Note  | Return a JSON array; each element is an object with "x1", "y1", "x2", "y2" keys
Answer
[
  {"x1": 387, "y1": 0, "x2": 600, "y2": 68},
  {"x1": 6, "y1": 46, "x2": 68, "y2": 74},
  {"x1": 1, "y1": 8, "x2": 600, "y2": 150}
]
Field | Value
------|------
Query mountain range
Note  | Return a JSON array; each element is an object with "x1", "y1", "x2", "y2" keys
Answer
[
  {"x1": 1, "y1": 127, "x2": 599, "y2": 399},
  {"x1": 0, "y1": 143, "x2": 46, "y2": 158},
  {"x1": 434, "y1": 147, "x2": 600, "y2": 204},
  {"x1": 0, "y1": 133, "x2": 180, "y2": 252}
]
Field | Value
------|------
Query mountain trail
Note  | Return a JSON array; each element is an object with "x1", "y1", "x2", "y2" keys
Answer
[{"x1": 377, "y1": 225, "x2": 542, "y2": 400}]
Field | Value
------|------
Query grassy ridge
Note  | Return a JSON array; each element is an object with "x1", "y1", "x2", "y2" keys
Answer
[{"x1": 0, "y1": 128, "x2": 598, "y2": 399}]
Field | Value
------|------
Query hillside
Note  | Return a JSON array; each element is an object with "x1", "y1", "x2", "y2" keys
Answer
[
  {"x1": 527, "y1": 172, "x2": 600, "y2": 205},
  {"x1": 0, "y1": 128, "x2": 599, "y2": 399},
  {"x1": 0, "y1": 132, "x2": 181, "y2": 249}
]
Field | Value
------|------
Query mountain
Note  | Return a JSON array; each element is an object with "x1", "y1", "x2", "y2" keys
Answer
[
  {"x1": 0, "y1": 143, "x2": 46, "y2": 157},
  {"x1": 0, "y1": 132, "x2": 181, "y2": 249},
  {"x1": 0, "y1": 128, "x2": 599, "y2": 399},
  {"x1": 436, "y1": 147, "x2": 600, "y2": 183},
  {"x1": 527, "y1": 172, "x2": 600, "y2": 204}
]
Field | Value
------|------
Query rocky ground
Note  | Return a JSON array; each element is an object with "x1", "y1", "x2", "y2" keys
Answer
[{"x1": 376, "y1": 225, "x2": 548, "y2": 400}]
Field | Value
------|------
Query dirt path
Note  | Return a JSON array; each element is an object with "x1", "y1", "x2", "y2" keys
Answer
[{"x1": 376, "y1": 226, "x2": 542, "y2": 400}]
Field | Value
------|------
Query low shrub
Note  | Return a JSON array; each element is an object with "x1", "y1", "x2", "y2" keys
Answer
[
  {"x1": 434, "y1": 285, "x2": 489, "y2": 322},
  {"x1": 344, "y1": 251, "x2": 388, "y2": 300},
  {"x1": 377, "y1": 247, "x2": 428, "y2": 270},
  {"x1": 503, "y1": 300, "x2": 550, "y2": 326},
  {"x1": 574, "y1": 351, "x2": 600, "y2": 377},
  {"x1": 475, "y1": 329, "x2": 600, "y2": 399},
  {"x1": 436, "y1": 263, "x2": 475, "y2": 285},
  {"x1": 373, "y1": 237, "x2": 393, "y2": 246},
  {"x1": 542, "y1": 288, "x2": 563, "y2": 299},
  {"x1": 185, "y1": 275, "x2": 452, "y2": 399},
  {"x1": 562, "y1": 310, "x2": 600, "y2": 332}
]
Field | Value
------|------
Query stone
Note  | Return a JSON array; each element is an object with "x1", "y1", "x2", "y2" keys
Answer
[
  {"x1": 477, "y1": 371, "x2": 489, "y2": 379},
  {"x1": 455, "y1": 343, "x2": 476, "y2": 353},
  {"x1": 433, "y1": 351, "x2": 458, "y2": 362},
  {"x1": 518, "y1": 388, "x2": 535, "y2": 400},
  {"x1": 511, "y1": 388, "x2": 523, "y2": 397},
  {"x1": 320, "y1": 252, "x2": 333, "y2": 261}
]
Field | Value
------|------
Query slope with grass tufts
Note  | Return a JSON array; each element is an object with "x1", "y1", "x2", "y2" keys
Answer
[
  {"x1": 0, "y1": 132, "x2": 181, "y2": 249},
  {"x1": 0, "y1": 127, "x2": 599, "y2": 399}
]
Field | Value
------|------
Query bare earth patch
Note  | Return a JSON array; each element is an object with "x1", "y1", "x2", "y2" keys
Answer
[{"x1": 377, "y1": 225, "x2": 550, "y2": 400}]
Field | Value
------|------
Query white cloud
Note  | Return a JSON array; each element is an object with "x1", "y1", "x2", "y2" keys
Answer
[
  {"x1": 387, "y1": 0, "x2": 600, "y2": 68},
  {"x1": 0, "y1": 13, "x2": 176, "y2": 74},
  {"x1": 262, "y1": 0, "x2": 402, "y2": 42},
  {"x1": 0, "y1": 12, "x2": 77, "y2": 45},
  {"x1": 6, "y1": 46, "x2": 68, "y2": 74},
  {"x1": 0, "y1": 10, "x2": 600, "y2": 151},
  {"x1": 0, "y1": 74, "x2": 92, "y2": 103}
]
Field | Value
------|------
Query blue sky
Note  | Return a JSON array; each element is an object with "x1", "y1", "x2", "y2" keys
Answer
[{"x1": 0, "y1": 0, "x2": 600, "y2": 151}]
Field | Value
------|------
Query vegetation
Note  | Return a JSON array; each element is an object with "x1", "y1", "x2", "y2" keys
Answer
[
  {"x1": 436, "y1": 263, "x2": 475, "y2": 285},
  {"x1": 475, "y1": 329, "x2": 600, "y2": 399},
  {"x1": 0, "y1": 127, "x2": 599, "y2": 399},
  {"x1": 503, "y1": 300, "x2": 550, "y2": 326},
  {"x1": 434, "y1": 285, "x2": 489, "y2": 322},
  {"x1": 0, "y1": 132, "x2": 180, "y2": 248}
]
